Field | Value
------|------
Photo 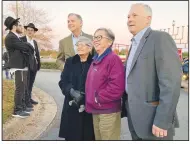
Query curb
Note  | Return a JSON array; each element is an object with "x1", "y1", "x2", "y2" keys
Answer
[
  {"x1": 2, "y1": 86, "x2": 57, "y2": 140},
  {"x1": 40, "y1": 69, "x2": 61, "y2": 72}
]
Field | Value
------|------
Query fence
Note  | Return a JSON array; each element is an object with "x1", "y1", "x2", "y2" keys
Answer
[{"x1": 112, "y1": 43, "x2": 183, "y2": 62}]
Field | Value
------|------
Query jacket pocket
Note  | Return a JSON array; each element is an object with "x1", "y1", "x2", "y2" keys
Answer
[
  {"x1": 144, "y1": 101, "x2": 158, "y2": 107},
  {"x1": 94, "y1": 90, "x2": 102, "y2": 107}
]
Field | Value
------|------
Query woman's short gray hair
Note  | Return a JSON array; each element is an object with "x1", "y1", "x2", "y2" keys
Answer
[
  {"x1": 94, "y1": 28, "x2": 115, "y2": 42},
  {"x1": 77, "y1": 36, "x2": 93, "y2": 47}
]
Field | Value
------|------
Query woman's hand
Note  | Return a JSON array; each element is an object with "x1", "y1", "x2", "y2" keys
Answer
[{"x1": 70, "y1": 88, "x2": 84, "y2": 103}]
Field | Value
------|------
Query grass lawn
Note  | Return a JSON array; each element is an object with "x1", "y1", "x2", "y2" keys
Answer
[{"x1": 3, "y1": 79, "x2": 15, "y2": 124}]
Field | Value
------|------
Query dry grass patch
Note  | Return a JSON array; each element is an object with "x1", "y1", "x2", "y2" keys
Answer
[{"x1": 3, "y1": 79, "x2": 14, "y2": 124}]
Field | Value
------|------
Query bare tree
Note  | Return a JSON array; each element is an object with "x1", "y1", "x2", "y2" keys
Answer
[
  {"x1": 6, "y1": 1, "x2": 54, "y2": 50},
  {"x1": 8, "y1": 1, "x2": 50, "y2": 27}
]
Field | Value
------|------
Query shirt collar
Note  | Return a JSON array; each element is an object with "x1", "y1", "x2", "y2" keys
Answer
[
  {"x1": 72, "y1": 31, "x2": 83, "y2": 38},
  {"x1": 12, "y1": 32, "x2": 20, "y2": 39},
  {"x1": 132, "y1": 26, "x2": 150, "y2": 43},
  {"x1": 93, "y1": 47, "x2": 112, "y2": 62},
  {"x1": 26, "y1": 35, "x2": 33, "y2": 41}
]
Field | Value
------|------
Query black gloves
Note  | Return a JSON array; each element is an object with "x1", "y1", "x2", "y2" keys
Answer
[{"x1": 69, "y1": 88, "x2": 85, "y2": 107}]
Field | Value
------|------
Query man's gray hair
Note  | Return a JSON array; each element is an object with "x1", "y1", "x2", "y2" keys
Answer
[
  {"x1": 133, "y1": 3, "x2": 152, "y2": 16},
  {"x1": 77, "y1": 36, "x2": 93, "y2": 47},
  {"x1": 94, "y1": 28, "x2": 115, "y2": 42},
  {"x1": 68, "y1": 13, "x2": 83, "y2": 22}
]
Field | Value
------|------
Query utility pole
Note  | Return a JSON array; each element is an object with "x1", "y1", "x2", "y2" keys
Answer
[{"x1": 16, "y1": 1, "x2": 18, "y2": 18}]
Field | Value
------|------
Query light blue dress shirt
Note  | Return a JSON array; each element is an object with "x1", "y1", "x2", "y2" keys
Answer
[
  {"x1": 72, "y1": 32, "x2": 82, "y2": 54},
  {"x1": 125, "y1": 27, "x2": 149, "y2": 93}
]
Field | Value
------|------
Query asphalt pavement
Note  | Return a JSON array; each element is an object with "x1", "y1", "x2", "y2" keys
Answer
[{"x1": 32, "y1": 71, "x2": 188, "y2": 140}]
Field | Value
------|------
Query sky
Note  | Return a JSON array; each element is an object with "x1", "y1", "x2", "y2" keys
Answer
[{"x1": 2, "y1": 1, "x2": 189, "y2": 50}]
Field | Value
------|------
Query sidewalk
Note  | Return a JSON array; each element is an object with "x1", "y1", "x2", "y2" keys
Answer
[
  {"x1": 181, "y1": 80, "x2": 188, "y2": 91},
  {"x1": 3, "y1": 87, "x2": 57, "y2": 140}
]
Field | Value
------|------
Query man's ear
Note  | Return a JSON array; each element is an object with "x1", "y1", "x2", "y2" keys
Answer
[
  {"x1": 147, "y1": 16, "x2": 152, "y2": 24},
  {"x1": 80, "y1": 21, "x2": 83, "y2": 27}
]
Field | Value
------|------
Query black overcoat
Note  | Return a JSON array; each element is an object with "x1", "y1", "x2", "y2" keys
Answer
[
  {"x1": 4, "y1": 32, "x2": 34, "y2": 69},
  {"x1": 58, "y1": 54, "x2": 95, "y2": 141},
  {"x1": 20, "y1": 36, "x2": 41, "y2": 71}
]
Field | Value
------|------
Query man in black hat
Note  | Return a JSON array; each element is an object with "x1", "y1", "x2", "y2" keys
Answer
[
  {"x1": 21, "y1": 23, "x2": 41, "y2": 107},
  {"x1": 4, "y1": 16, "x2": 34, "y2": 118}
]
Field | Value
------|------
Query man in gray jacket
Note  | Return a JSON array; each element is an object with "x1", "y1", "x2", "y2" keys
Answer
[{"x1": 124, "y1": 3, "x2": 181, "y2": 140}]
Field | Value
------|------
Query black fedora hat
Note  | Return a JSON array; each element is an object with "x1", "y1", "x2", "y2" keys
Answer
[
  {"x1": 24, "y1": 23, "x2": 38, "y2": 31},
  {"x1": 4, "y1": 16, "x2": 20, "y2": 30}
]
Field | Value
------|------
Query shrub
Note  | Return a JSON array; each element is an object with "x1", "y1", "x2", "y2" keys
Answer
[
  {"x1": 41, "y1": 62, "x2": 59, "y2": 69},
  {"x1": 182, "y1": 52, "x2": 188, "y2": 58}
]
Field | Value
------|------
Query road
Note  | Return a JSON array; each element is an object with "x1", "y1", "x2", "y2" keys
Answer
[{"x1": 34, "y1": 71, "x2": 188, "y2": 140}]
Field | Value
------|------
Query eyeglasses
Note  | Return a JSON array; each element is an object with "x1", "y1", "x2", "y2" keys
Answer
[{"x1": 93, "y1": 35, "x2": 112, "y2": 41}]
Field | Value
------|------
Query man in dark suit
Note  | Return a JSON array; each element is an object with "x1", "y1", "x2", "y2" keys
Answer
[
  {"x1": 124, "y1": 3, "x2": 181, "y2": 140},
  {"x1": 4, "y1": 16, "x2": 35, "y2": 118},
  {"x1": 21, "y1": 23, "x2": 41, "y2": 107},
  {"x1": 56, "y1": 13, "x2": 95, "y2": 70}
]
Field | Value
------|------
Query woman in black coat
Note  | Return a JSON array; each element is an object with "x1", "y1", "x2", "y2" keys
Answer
[{"x1": 58, "y1": 36, "x2": 95, "y2": 141}]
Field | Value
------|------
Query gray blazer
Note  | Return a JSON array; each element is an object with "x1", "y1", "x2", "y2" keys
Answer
[{"x1": 125, "y1": 28, "x2": 181, "y2": 138}]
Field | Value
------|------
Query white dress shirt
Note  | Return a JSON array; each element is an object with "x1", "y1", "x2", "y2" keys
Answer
[
  {"x1": 26, "y1": 36, "x2": 38, "y2": 64},
  {"x1": 72, "y1": 32, "x2": 83, "y2": 54},
  {"x1": 125, "y1": 27, "x2": 149, "y2": 93},
  {"x1": 12, "y1": 31, "x2": 21, "y2": 40}
]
